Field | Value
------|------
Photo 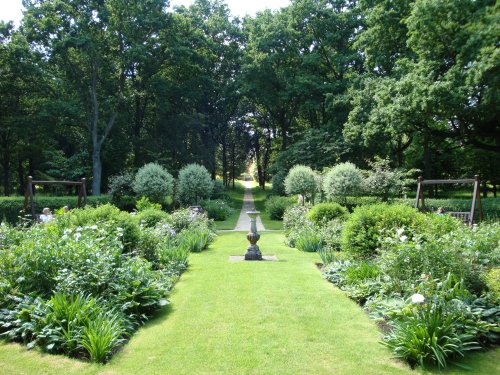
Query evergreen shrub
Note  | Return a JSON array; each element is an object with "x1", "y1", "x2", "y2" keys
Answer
[
  {"x1": 284, "y1": 165, "x2": 317, "y2": 203},
  {"x1": 108, "y1": 172, "x2": 136, "y2": 210},
  {"x1": 265, "y1": 196, "x2": 294, "y2": 220},
  {"x1": 177, "y1": 164, "x2": 213, "y2": 205},
  {"x1": 341, "y1": 203, "x2": 426, "y2": 258},
  {"x1": 307, "y1": 202, "x2": 348, "y2": 225},
  {"x1": 200, "y1": 199, "x2": 233, "y2": 221},
  {"x1": 323, "y1": 162, "x2": 363, "y2": 204},
  {"x1": 271, "y1": 171, "x2": 287, "y2": 196},
  {"x1": 133, "y1": 163, "x2": 174, "y2": 204}
]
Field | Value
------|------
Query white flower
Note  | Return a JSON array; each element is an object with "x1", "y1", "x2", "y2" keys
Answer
[{"x1": 411, "y1": 293, "x2": 425, "y2": 304}]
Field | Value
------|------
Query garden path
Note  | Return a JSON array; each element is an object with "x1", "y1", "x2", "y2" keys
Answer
[
  {"x1": 233, "y1": 180, "x2": 265, "y2": 231},
  {"x1": 101, "y1": 231, "x2": 413, "y2": 375}
]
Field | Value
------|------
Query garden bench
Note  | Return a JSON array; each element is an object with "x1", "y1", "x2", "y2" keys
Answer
[
  {"x1": 448, "y1": 211, "x2": 471, "y2": 223},
  {"x1": 415, "y1": 176, "x2": 483, "y2": 225}
]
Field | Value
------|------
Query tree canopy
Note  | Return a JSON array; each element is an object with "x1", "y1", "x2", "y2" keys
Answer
[{"x1": 0, "y1": 0, "x2": 497, "y2": 196}]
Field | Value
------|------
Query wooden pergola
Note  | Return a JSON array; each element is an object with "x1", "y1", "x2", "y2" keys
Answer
[
  {"x1": 414, "y1": 175, "x2": 483, "y2": 225},
  {"x1": 24, "y1": 176, "x2": 87, "y2": 220}
]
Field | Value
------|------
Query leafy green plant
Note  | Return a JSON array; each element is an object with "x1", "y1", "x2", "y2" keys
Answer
[
  {"x1": 484, "y1": 267, "x2": 500, "y2": 303},
  {"x1": 341, "y1": 203, "x2": 426, "y2": 258},
  {"x1": 177, "y1": 164, "x2": 213, "y2": 205},
  {"x1": 378, "y1": 229, "x2": 473, "y2": 287},
  {"x1": 265, "y1": 196, "x2": 294, "y2": 220},
  {"x1": 295, "y1": 228, "x2": 323, "y2": 253},
  {"x1": 136, "y1": 208, "x2": 169, "y2": 228},
  {"x1": 133, "y1": 163, "x2": 174, "y2": 204},
  {"x1": 323, "y1": 162, "x2": 363, "y2": 204},
  {"x1": 271, "y1": 171, "x2": 287, "y2": 196},
  {"x1": 108, "y1": 172, "x2": 136, "y2": 210},
  {"x1": 317, "y1": 219, "x2": 343, "y2": 252},
  {"x1": 318, "y1": 247, "x2": 337, "y2": 265},
  {"x1": 37, "y1": 292, "x2": 100, "y2": 354},
  {"x1": 177, "y1": 228, "x2": 210, "y2": 253},
  {"x1": 307, "y1": 203, "x2": 348, "y2": 225},
  {"x1": 136, "y1": 197, "x2": 162, "y2": 212},
  {"x1": 382, "y1": 302, "x2": 480, "y2": 369},
  {"x1": 80, "y1": 311, "x2": 125, "y2": 363},
  {"x1": 200, "y1": 199, "x2": 233, "y2": 221},
  {"x1": 363, "y1": 158, "x2": 405, "y2": 201},
  {"x1": 284, "y1": 165, "x2": 318, "y2": 204}
]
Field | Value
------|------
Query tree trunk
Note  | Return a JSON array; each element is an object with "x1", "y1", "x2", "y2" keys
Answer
[
  {"x1": 222, "y1": 140, "x2": 227, "y2": 186},
  {"x1": 2, "y1": 159, "x2": 10, "y2": 196},
  {"x1": 18, "y1": 159, "x2": 25, "y2": 195},
  {"x1": 231, "y1": 141, "x2": 235, "y2": 190},
  {"x1": 90, "y1": 65, "x2": 117, "y2": 196},
  {"x1": 92, "y1": 145, "x2": 102, "y2": 196},
  {"x1": 422, "y1": 128, "x2": 434, "y2": 197}
]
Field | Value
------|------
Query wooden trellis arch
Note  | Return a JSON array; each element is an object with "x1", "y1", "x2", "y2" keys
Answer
[
  {"x1": 414, "y1": 175, "x2": 483, "y2": 225},
  {"x1": 24, "y1": 176, "x2": 87, "y2": 220}
]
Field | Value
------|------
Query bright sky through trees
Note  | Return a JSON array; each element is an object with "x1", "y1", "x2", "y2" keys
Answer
[{"x1": 0, "y1": 0, "x2": 291, "y2": 26}]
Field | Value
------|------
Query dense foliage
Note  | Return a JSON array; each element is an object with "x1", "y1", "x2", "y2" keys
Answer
[
  {"x1": 284, "y1": 165, "x2": 318, "y2": 205},
  {"x1": 0, "y1": 0, "x2": 497, "y2": 198},
  {"x1": 0, "y1": 205, "x2": 215, "y2": 363},
  {"x1": 133, "y1": 163, "x2": 174, "y2": 205},
  {"x1": 265, "y1": 196, "x2": 294, "y2": 220},
  {"x1": 177, "y1": 164, "x2": 213, "y2": 205},
  {"x1": 316, "y1": 212, "x2": 500, "y2": 369},
  {"x1": 323, "y1": 163, "x2": 364, "y2": 204}
]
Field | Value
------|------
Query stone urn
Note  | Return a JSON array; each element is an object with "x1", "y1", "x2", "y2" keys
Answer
[{"x1": 245, "y1": 211, "x2": 262, "y2": 260}]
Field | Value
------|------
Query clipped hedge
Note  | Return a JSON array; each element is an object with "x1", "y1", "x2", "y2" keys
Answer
[
  {"x1": 341, "y1": 203, "x2": 427, "y2": 258},
  {"x1": 0, "y1": 195, "x2": 111, "y2": 225},
  {"x1": 307, "y1": 202, "x2": 348, "y2": 225},
  {"x1": 395, "y1": 197, "x2": 500, "y2": 220}
]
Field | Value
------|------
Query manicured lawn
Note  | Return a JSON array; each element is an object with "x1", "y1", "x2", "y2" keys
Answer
[
  {"x1": 105, "y1": 231, "x2": 408, "y2": 374},
  {"x1": 252, "y1": 184, "x2": 284, "y2": 230},
  {"x1": 214, "y1": 181, "x2": 246, "y2": 230},
  {"x1": 1, "y1": 231, "x2": 498, "y2": 374}
]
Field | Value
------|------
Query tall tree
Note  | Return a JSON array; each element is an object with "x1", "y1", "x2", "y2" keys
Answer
[{"x1": 22, "y1": 0, "x2": 169, "y2": 194}]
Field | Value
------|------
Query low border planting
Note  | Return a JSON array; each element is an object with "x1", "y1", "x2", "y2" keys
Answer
[{"x1": 0, "y1": 205, "x2": 215, "y2": 363}]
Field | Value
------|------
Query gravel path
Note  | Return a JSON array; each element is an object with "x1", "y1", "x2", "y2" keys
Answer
[{"x1": 233, "y1": 180, "x2": 265, "y2": 231}]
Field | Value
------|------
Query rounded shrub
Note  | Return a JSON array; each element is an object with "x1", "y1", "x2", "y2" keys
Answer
[
  {"x1": 210, "y1": 180, "x2": 226, "y2": 199},
  {"x1": 284, "y1": 165, "x2": 318, "y2": 204},
  {"x1": 108, "y1": 172, "x2": 136, "y2": 211},
  {"x1": 307, "y1": 203, "x2": 348, "y2": 226},
  {"x1": 133, "y1": 163, "x2": 174, "y2": 204},
  {"x1": 341, "y1": 203, "x2": 426, "y2": 258},
  {"x1": 265, "y1": 196, "x2": 294, "y2": 220},
  {"x1": 200, "y1": 199, "x2": 232, "y2": 221},
  {"x1": 70, "y1": 204, "x2": 141, "y2": 253},
  {"x1": 271, "y1": 172, "x2": 287, "y2": 196},
  {"x1": 323, "y1": 162, "x2": 363, "y2": 204},
  {"x1": 485, "y1": 267, "x2": 500, "y2": 303},
  {"x1": 177, "y1": 164, "x2": 213, "y2": 205},
  {"x1": 136, "y1": 208, "x2": 170, "y2": 228}
]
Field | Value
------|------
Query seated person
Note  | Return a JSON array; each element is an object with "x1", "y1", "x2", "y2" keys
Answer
[
  {"x1": 436, "y1": 207, "x2": 445, "y2": 216},
  {"x1": 63, "y1": 205, "x2": 70, "y2": 213},
  {"x1": 39, "y1": 207, "x2": 53, "y2": 222}
]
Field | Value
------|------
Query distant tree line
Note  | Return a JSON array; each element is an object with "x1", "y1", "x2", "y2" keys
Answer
[{"x1": 0, "y1": 0, "x2": 497, "y2": 196}]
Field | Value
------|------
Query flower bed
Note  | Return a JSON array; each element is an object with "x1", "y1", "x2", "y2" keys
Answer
[{"x1": 0, "y1": 205, "x2": 215, "y2": 363}]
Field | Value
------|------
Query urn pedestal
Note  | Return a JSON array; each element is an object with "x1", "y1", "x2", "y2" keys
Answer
[{"x1": 244, "y1": 211, "x2": 262, "y2": 261}]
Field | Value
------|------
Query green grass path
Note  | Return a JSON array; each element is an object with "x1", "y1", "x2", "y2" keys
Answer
[
  {"x1": 1, "y1": 231, "x2": 499, "y2": 374},
  {"x1": 104, "y1": 232, "x2": 407, "y2": 375}
]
